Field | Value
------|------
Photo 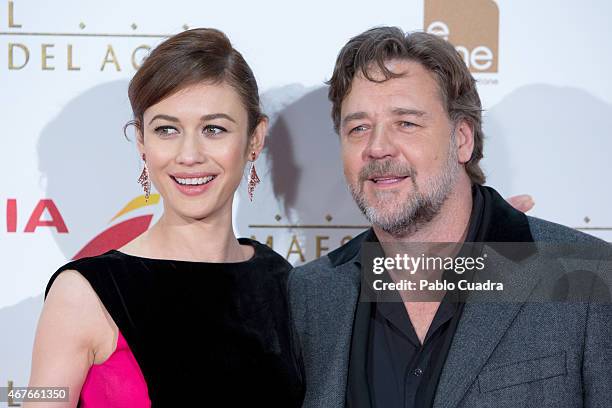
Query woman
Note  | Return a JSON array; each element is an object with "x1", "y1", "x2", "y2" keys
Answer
[{"x1": 27, "y1": 28, "x2": 304, "y2": 407}]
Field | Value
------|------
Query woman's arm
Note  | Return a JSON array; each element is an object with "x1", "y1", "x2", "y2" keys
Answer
[{"x1": 25, "y1": 270, "x2": 115, "y2": 408}]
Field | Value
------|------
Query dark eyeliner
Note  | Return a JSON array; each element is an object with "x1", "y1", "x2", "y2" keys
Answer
[
  {"x1": 204, "y1": 124, "x2": 228, "y2": 133},
  {"x1": 154, "y1": 125, "x2": 177, "y2": 134}
]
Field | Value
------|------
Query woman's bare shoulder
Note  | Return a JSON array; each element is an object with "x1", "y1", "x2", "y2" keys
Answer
[{"x1": 42, "y1": 269, "x2": 117, "y2": 358}]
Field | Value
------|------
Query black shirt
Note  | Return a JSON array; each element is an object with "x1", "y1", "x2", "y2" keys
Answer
[{"x1": 365, "y1": 185, "x2": 486, "y2": 408}]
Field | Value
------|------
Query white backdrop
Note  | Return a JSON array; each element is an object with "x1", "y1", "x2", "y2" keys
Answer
[{"x1": 1, "y1": 0, "x2": 611, "y2": 400}]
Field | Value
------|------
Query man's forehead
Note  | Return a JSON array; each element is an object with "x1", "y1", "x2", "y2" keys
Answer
[
  {"x1": 356, "y1": 58, "x2": 425, "y2": 81},
  {"x1": 343, "y1": 61, "x2": 444, "y2": 112},
  {"x1": 343, "y1": 76, "x2": 430, "y2": 110}
]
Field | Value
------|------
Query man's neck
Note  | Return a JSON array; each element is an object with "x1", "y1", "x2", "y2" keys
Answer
[{"x1": 372, "y1": 176, "x2": 473, "y2": 244}]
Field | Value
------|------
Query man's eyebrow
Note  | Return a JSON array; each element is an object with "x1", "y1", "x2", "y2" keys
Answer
[
  {"x1": 391, "y1": 107, "x2": 427, "y2": 117},
  {"x1": 341, "y1": 111, "x2": 368, "y2": 126},
  {"x1": 148, "y1": 114, "x2": 179, "y2": 125},
  {"x1": 148, "y1": 113, "x2": 237, "y2": 125},
  {"x1": 201, "y1": 113, "x2": 236, "y2": 124}
]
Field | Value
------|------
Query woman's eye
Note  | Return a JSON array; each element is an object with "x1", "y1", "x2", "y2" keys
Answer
[
  {"x1": 203, "y1": 125, "x2": 227, "y2": 135},
  {"x1": 154, "y1": 126, "x2": 178, "y2": 136}
]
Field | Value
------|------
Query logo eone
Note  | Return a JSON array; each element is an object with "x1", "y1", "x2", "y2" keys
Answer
[
  {"x1": 423, "y1": 0, "x2": 499, "y2": 74},
  {"x1": 426, "y1": 21, "x2": 494, "y2": 72}
]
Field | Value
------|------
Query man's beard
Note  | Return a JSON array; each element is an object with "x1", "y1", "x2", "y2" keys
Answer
[{"x1": 349, "y1": 134, "x2": 460, "y2": 238}]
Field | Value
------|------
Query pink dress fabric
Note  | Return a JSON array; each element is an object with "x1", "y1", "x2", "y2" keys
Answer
[{"x1": 79, "y1": 330, "x2": 150, "y2": 407}]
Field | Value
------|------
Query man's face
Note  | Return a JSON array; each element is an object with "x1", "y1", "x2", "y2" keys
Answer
[{"x1": 339, "y1": 59, "x2": 470, "y2": 236}]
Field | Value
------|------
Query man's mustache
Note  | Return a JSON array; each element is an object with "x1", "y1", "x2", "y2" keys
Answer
[{"x1": 358, "y1": 160, "x2": 416, "y2": 183}]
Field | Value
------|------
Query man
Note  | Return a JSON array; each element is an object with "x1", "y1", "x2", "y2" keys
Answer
[{"x1": 289, "y1": 27, "x2": 611, "y2": 408}]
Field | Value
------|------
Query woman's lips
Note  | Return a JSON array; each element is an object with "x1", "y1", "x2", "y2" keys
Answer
[{"x1": 170, "y1": 175, "x2": 217, "y2": 196}]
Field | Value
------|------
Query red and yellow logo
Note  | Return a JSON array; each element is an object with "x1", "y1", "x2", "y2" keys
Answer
[{"x1": 73, "y1": 194, "x2": 160, "y2": 260}]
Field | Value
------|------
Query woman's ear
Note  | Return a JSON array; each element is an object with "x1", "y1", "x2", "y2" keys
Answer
[
  {"x1": 136, "y1": 125, "x2": 145, "y2": 156},
  {"x1": 248, "y1": 117, "x2": 268, "y2": 160}
]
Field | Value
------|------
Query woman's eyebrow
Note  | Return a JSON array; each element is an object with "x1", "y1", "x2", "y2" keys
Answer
[
  {"x1": 148, "y1": 114, "x2": 179, "y2": 125},
  {"x1": 201, "y1": 113, "x2": 236, "y2": 124}
]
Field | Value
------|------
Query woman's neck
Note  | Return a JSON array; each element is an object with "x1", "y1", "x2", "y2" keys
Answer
[{"x1": 122, "y1": 203, "x2": 251, "y2": 263}]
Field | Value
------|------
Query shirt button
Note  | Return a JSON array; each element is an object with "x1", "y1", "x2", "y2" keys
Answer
[{"x1": 413, "y1": 368, "x2": 423, "y2": 376}]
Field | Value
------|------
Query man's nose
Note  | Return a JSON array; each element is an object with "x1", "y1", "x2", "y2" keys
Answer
[{"x1": 363, "y1": 124, "x2": 398, "y2": 161}]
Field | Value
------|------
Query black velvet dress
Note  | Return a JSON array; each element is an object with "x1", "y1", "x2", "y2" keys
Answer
[{"x1": 44, "y1": 238, "x2": 305, "y2": 407}]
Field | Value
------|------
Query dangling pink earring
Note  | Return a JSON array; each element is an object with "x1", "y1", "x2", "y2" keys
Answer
[
  {"x1": 248, "y1": 151, "x2": 260, "y2": 202},
  {"x1": 137, "y1": 153, "x2": 151, "y2": 201}
]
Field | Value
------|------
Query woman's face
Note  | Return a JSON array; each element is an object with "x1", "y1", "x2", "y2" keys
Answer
[{"x1": 138, "y1": 81, "x2": 265, "y2": 221}]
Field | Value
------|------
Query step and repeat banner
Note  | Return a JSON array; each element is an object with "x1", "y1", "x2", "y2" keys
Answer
[{"x1": 1, "y1": 0, "x2": 611, "y2": 399}]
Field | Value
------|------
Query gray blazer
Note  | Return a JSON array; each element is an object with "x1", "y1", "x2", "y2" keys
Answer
[{"x1": 289, "y1": 191, "x2": 612, "y2": 408}]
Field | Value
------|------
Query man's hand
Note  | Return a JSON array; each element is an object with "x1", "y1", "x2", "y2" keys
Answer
[{"x1": 506, "y1": 194, "x2": 535, "y2": 213}]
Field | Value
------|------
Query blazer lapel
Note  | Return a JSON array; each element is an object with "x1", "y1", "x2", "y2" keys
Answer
[
  {"x1": 321, "y1": 229, "x2": 371, "y2": 408},
  {"x1": 433, "y1": 245, "x2": 543, "y2": 408},
  {"x1": 432, "y1": 185, "x2": 541, "y2": 408},
  {"x1": 328, "y1": 261, "x2": 363, "y2": 406}
]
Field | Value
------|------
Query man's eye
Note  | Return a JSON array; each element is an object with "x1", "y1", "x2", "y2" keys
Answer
[
  {"x1": 203, "y1": 125, "x2": 227, "y2": 135},
  {"x1": 399, "y1": 121, "x2": 416, "y2": 128},
  {"x1": 350, "y1": 125, "x2": 368, "y2": 134},
  {"x1": 154, "y1": 126, "x2": 178, "y2": 136}
]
